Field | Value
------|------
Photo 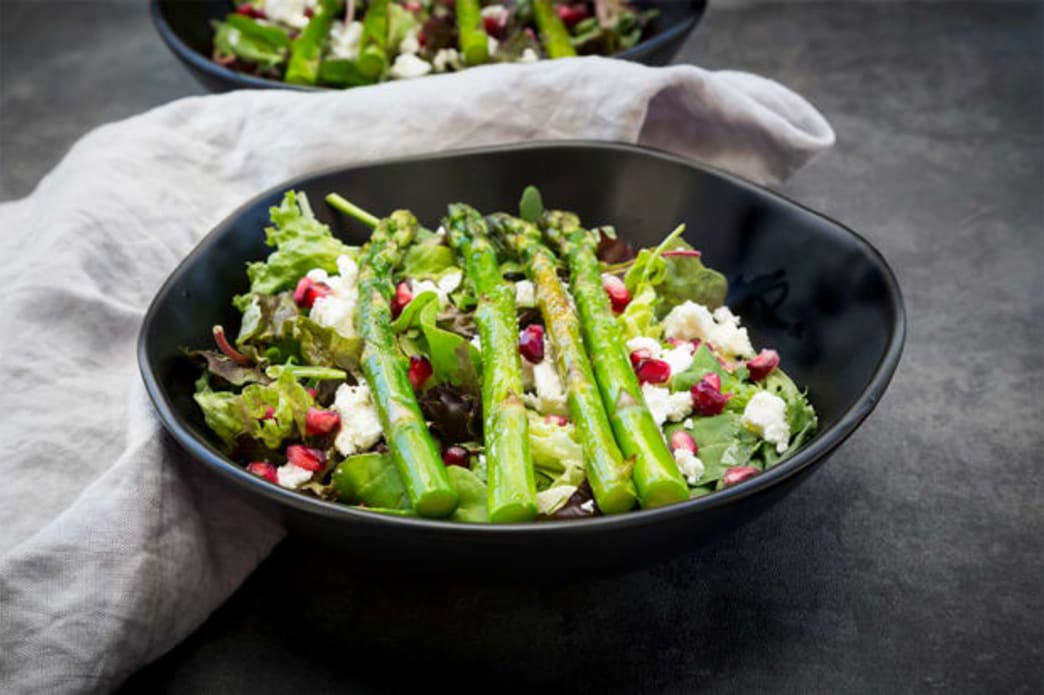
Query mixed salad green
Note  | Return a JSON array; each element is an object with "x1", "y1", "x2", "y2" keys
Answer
[
  {"x1": 191, "y1": 187, "x2": 817, "y2": 521},
  {"x1": 211, "y1": 0, "x2": 660, "y2": 86}
]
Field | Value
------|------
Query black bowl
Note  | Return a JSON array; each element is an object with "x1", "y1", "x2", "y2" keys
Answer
[
  {"x1": 139, "y1": 142, "x2": 904, "y2": 580},
  {"x1": 151, "y1": 0, "x2": 707, "y2": 93}
]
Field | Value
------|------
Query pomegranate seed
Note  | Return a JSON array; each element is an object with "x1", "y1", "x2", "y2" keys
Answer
[
  {"x1": 235, "y1": 3, "x2": 266, "y2": 19},
  {"x1": 691, "y1": 373, "x2": 731, "y2": 416},
  {"x1": 303, "y1": 6, "x2": 314, "y2": 17},
  {"x1": 305, "y1": 407, "x2": 340, "y2": 435},
  {"x1": 286, "y1": 445, "x2": 326, "y2": 472},
  {"x1": 408, "y1": 355, "x2": 433, "y2": 389},
  {"x1": 307, "y1": 388, "x2": 318, "y2": 400},
  {"x1": 519, "y1": 324, "x2": 545, "y2": 363},
  {"x1": 629, "y1": 349, "x2": 653, "y2": 368},
  {"x1": 293, "y1": 276, "x2": 332, "y2": 309},
  {"x1": 246, "y1": 462, "x2": 277, "y2": 483},
  {"x1": 555, "y1": 3, "x2": 589, "y2": 26},
  {"x1": 391, "y1": 281, "x2": 413, "y2": 319},
  {"x1": 603, "y1": 275, "x2": 631, "y2": 313},
  {"x1": 670, "y1": 430, "x2": 698, "y2": 454},
  {"x1": 636, "y1": 358, "x2": 671, "y2": 384},
  {"x1": 722, "y1": 466, "x2": 760, "y2": 487},
  {"x1": 544, "y1": 414, "x2": 569, "y2": 427},
  {"x1": 483, "y1": 14, "x2": 507, "y2": 36},
  {"x1": 746, "y1": 349, "x2": 780, "y2": 382},
  {"x1": 441, "y1": 445, "x2": 470, "y2": 468},
  {"x1": 417, "y1": 29, "x2": 427, "y2": 47},
  {"x1": 212, "y1": 325, "x2": 252, "y2": 365},
  {"x1": 259, "y1": 406, "x2": 275, "y2": 421},
  {"x1": 524, "y1": 27, "x2": 536, "y2": 40}
]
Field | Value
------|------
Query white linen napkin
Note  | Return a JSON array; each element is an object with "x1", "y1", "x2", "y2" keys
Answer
[{"x1": 0, "y1": 56, "x2": 833, "y2": 694}]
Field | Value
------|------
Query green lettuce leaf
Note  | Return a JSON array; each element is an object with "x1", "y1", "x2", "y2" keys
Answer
[
  {"x1": 527, "y1": 413, "x2": 586, "y2": 486},
  {"x1": 617, "y1": 284, "x2": 662, "y2": 342},
  {"x1": 332, "y1": 452, "x2": 412, "y2": 510},
  {"x1": 447, "y1": 465, "x2": 489, "y2": 523},
  {"x1": 293, "y1": 316, "x2": 362, "y2": 372},
  {"x1": 392, "y1": 291, "x2": 482, "y2": 389},
  {"x1": 193, "y1": 368, "x2": 313, "y2": 451},
  {"x1": 401, "y1": 235, "x2": 457, "y2": 280},
  {"x1": 193, "y1": 373, "x2": 245, "y2": 447},
  {"x1": 212, "y1": 15, "x2": 290, "y2": 71},
  {"x1": 235, "y1": 191, "x2": 356, "y2": 309}
]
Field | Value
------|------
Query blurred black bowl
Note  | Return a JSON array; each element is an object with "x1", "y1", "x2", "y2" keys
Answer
[
  {"x1": 139, "y1": 141, "x2": 904, "y2": 580},
  {"x1": 151, "y1": 0, "x2": 707, "y2": 93}
]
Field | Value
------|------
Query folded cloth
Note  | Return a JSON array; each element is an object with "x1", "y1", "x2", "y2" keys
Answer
[{"x1": 0, "y1": 56, "x2": 833, "y2": 693}]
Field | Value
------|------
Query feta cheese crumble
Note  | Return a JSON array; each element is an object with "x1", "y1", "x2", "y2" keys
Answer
[
  {"x1": 399, "y1": 27, "x2": 421, "y2": 55},
  {"x1": 276, "y1": 463, "x2": 314, "y2": 490},
  {"x1": 328, "y1": 20, "x2": 363, "y2": 60},
  {"x1": 308, "y1": 255, "x2": 360, "y2": 339},
  {"x1": 522, "y1": 336, "x2": 568, "y2": 415},
  {"x1": 673, "y1": 448, "x2": 704, "y2": 485},
  {"x1": 519, "y1": 48, "x2": 539, "y2": 64},
  {"x1": 625, "y1": 336, "x2": 694, "y2": 375},
  {"x1": 261, "y1": 0, "x2": 318, "y2": 29},
  {"x1": 432, "y1": 48, "x2": 461, "y2": 73},
  {"x1": 331, "y1": 381, "x2": 384, "y2": 456},
  {"x1": 626, "y1": 336, "x2": 662, "y2": 356},
  {"x1": 515, "y1": 280, "x2": 536, "y2": 307},
  {"x1": 389, "y1": 53, "x2": 432, "y2": 80},
  {"x1": 662, "y1": 301, "x2": 755, "y2": 358},
  {"x1": 580, "y1": 499, "x2": 596, "y2": 514},
  {"x1": 410, "y1": 270, "x2": 462, "y2": 307},
  {"x1": 742, "y1": 391, "x2": 791, "y2": 453},
  {"x1": 641, "y1": 383, "x2": 693, "y2": 426}
]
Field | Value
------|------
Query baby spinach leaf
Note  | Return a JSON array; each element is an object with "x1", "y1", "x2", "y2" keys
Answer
[
  {"x1": 332, "y1": 452, "x2": 411, "y2": 510},
  {"x1": 447, "y1": 465, "x2": 489, "y2": 523},
  {"x1": 401, "y1": 243, "x2": 457, "y2": 280},
  {"x1": 519, "y1": 185, "x2": 544, "y2": 224}
]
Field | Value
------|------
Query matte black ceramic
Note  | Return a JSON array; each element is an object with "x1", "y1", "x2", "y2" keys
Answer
[
  {"x1": 151, "y1": 0, "x2": 707, "y2": 93},
  {"x1": 139, "y1": 142, "x2": 904, "y2": 580}
]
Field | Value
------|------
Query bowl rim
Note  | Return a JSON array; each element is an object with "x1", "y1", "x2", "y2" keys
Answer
[
  {"x1": 138, "y1": 139, "x2": 906, "y2": 537},
  {"x1": 149, "y1": 0, "x2": 707, "y2": 93}
]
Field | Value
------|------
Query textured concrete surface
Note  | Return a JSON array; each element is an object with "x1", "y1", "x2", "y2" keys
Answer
[{"x1": 2, "y1": 1, "x2": 1042, "y2": 693}]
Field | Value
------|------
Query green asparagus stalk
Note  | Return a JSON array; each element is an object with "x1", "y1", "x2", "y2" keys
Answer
[
  {"x1": 355, "y1": 210, "x2": 458, "y2": 517},
  {"x1": 532, "y1": 0, "x2": 577, "y2": 59},
  {"x1": 444, "y1": 205, "x2": 537, "y2": 523},
  {"x1": 455, "y1": 0, "x2": 490, "y2": 66},
  {"x1": 488, "y1": 214, "x2": 636, "y2": 514},
  {"x1": 543, "y1": 211, "x2": 690, "y2": 508},
  {"x1": 357, "y1": 0, "x2": 390, "y2": 80},
  {"x1": 285, "y1": 0, "x2": 338, "y2": 85}
]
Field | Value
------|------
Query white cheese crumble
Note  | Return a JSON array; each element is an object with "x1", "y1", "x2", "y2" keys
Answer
[
  {"x1": 742, "y1": 391, "x2": 791, "y2": 453},
  {"x1": 328, "y1": 20, "x2": 363, "y2": 60},
  {"x1": 261, "y1": 0, "x2": 317, "y2": 29},
  {"x1": 432, "y1": 48, "x2": 460, "y2": 73},
  {"x1": 410, "y1": 270, "x2": 462, "y2": 307},
  {"x1": 673, "y1": 448, "x2": 705, "y2": 485},
  {"x1": 276, "y1": 463, "x2": 313, "y2": 490},
  {"x1": 487, "y1": 36, "x2": 500, "y2": 57},
  {"x1": 519, "y1": 48, "x2": 539, "y2": 64},
  {"x1": 641, "y1": 384, "x2": 693, "y2": 426},
  {"x1": 331, "y1": 381, "x2": 384, "y2": 456},
  {"x1": 625, "y1": 336, "x2": 694, "y2": 376},
  {"x1": 480, "y1": 4, "x2": 507, "y2": 19},
  {"x1": 626, "y1": 336, "x2": 662, "y2": 356},
  {"x1": 515, "y1": 280, "x2": 536, "y2": 307},
  {"x1": 389, "y1": 53, "x2": 432, "y2": 80},
  {"x1": 662, "y1": 301, "x2": 755, "y2": 358},
  {"x1": 308, "y1": 255, "x2": 360, "y2": 339},
  {"x1": 683, "y1": 418, "x2": 694, "y2": 429},
  {"x1": 470, "y1": 334, "x2": 482, "y2": 352},
  {"x1": 524, "y1": 360, "x2": 569, "y2": 416},
  {"x1": 399, "y1": 27, "x2": 421, "y2": 55},
  {"x1": 580, "y1": 499, "x2": 596, "y2": 514}
]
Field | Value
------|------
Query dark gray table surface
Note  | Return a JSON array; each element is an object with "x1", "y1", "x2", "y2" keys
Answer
[{"x1": 2, "y1": 1, "x2": 1041, "y2": 693}]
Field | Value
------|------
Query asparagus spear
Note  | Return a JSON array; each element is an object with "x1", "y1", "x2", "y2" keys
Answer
[
  {"x1": 357, "y1": 0, "x2": 390, "y2": 80},
  {"x1": 285, "y1": 0, "x2": 338, "y2": 85},
  {"x1": 532, "y1": 0, "x2": 577, "y2": 59},
  {"x1": 443, "y1": 205, "x2": 537, "y2": 523},
  {"x1": 455, "y1": 0, "x2": 490, "y2": 66},
  {"x1": 543, "y1": 211, "x2": 690, "y2": 508},
  {"x1": 488, "y1": 214, "x2": 636, "y2": 514},
  {"x1": 355, "y1": 210, "x2": 458, "y2": 517}
]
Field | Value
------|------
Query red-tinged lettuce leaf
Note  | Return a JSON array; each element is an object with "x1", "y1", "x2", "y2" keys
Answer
[
  {"x1": 418, "y1": 383, "x2": 482, "y2": 444},
  {"x1": 193, "y1": 368, "x2": 314, "y2": 451},
  {"x1": 188, "y1": 349, "x2": 271, "y2": 387}
]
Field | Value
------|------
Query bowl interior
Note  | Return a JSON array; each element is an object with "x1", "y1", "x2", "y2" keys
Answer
[
  {"x1": 142, "y1": 143, "x2": 903, "y2": 519},
  {"x1": 154, "y1": 0, "x2": 706, "y2": 90}
]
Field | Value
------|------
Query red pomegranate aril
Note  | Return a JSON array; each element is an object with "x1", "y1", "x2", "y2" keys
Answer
[
  {"x1": 403, "y1": 0, "x2": 422, "y2": 11},
  {"x1": 246, "y1": 462, "x2": 278, "y2": 483},
  {"x1": 603, "y1": 275, "x2": 631, "y2": 313},
  {"x1": 483, "y1": 14, "x2": 506, "y2": 35},
  {"x1": 293, "y1": 276, "x2": 332, "y2": 309},
  {"x1": 722, "y1": 466, "x2": 760, "y2": 487},
  {"x1": 636, "y1": 358, "x2": 671, "y2": 384},
  {"x1": 629, "y1": 349, "x2": 653, "y2": 368},
  {"x1": 670, "y1": 430, "x2": 698, "y2": 454},
  {"x1": 306, "y1": 407, "x2": 341, "y2": 435},
  {"x1": 391, "y1": 281, "x2": 413, "y2": 318},
  {"x1": 303, "y1": 6, "x2": 314, "y2": 17},
  {"x1": 417, "y1": 29, "x2": 427, "y2": 47},
  {"x1": 519, "y1": 324, "x2": 545, "y2": 363},
  {"x1": 442, "y1": 446, "x2": 470, "y2": 468},
  {"x1": 409, "y1": 355, "x2": 433, "y2": 389},
  {"x1": 235, "y1": 3, "x2": 266, "y2": 19},
  {"x1": 259, "y1": 406, "x2": 275, "y2": 421},
  {"x1": 555, "y1": 3, "x2": 589, "y2": 26},
  {"x1": 746, "y1": 349, "x2": 780, "y2": 382},
  {"x1": 286, "y1": 445, "x2": 326, "y2": 472},
  {"x1": 691, "y1": 373, "x2": 730, "y2": 416},
  {"x1": 544, "y1": 414, "x2": 569, "y2": 427},
  {"x1": 307, "y1": 387, "x2": 318, "y2": 400}
]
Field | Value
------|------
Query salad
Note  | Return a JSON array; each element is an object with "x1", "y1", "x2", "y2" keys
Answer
[
  {"x1": 211, "y1": 0, "x2": 660, "y2": 86},
  {"x1": 191, "y1": 187, "x2": 817, "y2": 522}
]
